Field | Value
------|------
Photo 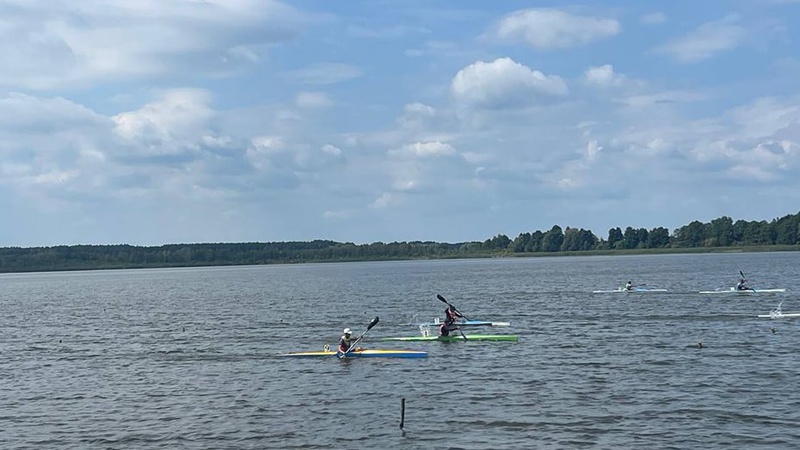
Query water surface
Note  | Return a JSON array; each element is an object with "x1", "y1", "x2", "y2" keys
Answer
[{"x1": 2, "y1": 252, "x2": 799, "y2": 448}]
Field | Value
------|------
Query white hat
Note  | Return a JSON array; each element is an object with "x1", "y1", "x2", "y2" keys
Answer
[{"x1": 343, "y1": 328, "x2": 351, "y2": 335}]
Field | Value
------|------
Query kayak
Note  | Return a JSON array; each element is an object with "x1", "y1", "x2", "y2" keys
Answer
[
  {"x1": 757, "y1": 303, "x2": 800, "y2": 319},
  {"x1": 422, "y1": 318, "x2": 511, "y2": 327},
  {"x1": 699, "y1": 287, "x2": 786, "y2": 294},
  {"x1": 758, "y1": 311, "x2": 800, "y2": 318},
  {"x1": 592, "y1": 288, "x2": 668, "y2": 293},
  {"x1": 282, "y1": 349, "x2": 428, "y2": 358},
  {"x1": 379, "y1": 334, "x2": 519, "y2": 342}
]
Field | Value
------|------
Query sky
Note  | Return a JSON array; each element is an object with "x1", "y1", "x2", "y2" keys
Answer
[{"x1": 1, "y1": 0, "x2": 800, "y2": 247}]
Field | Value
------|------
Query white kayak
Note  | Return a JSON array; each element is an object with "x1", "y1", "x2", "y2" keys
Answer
[
  {"x1": 699, "y1": 287, "x2": 786, "y2": 294},
  {"x1": 422, "y1": 318, "x2": 511, "y2": 327},
  {"x1": 592, "y1": 287, "x2": 668, "y2": 293},
  {"x1": 757, "y1": 303, "x2": 800, "y2": 319}
]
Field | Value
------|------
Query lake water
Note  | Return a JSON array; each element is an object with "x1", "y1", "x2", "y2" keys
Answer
[{"x1": 2, "y1": 252, "x2": 800, "y2": 449}]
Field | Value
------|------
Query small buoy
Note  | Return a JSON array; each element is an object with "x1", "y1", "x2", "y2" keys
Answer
[
  {"x1": 697, "y1": 341, "x2": 703, "y2": 348},
  {"x1": 771, "y1": 327, "x2": 777, "y2": 334}
]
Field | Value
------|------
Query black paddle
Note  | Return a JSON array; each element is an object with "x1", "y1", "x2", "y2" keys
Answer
[
  {"x1": 339, "y1": 316, "x2": 379, "y2": 358},
  {"x1": 436, "y1": 294, "x2": 468, "y2": 340},
  {"x1": 436, "y1": 294, "x2": 470, "y2": 320}
]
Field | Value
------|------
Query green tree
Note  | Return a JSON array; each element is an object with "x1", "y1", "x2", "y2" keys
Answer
[
  {"x1": 710, "y1": 216, "x2": 735, "y2": 246},
  {"x1": 647, "y1": 227, "x2": 671, "y2": 248},
  {"x1": 607, "y1": 227, "x2": 623, "y2": 248},
  {"x1": 509, "y1": 233, "x2": 531, "y2": 252},
  {"x1": 541, "y1": 225, "x2": 564, "y2": 252},
  {"x1": 673, "y1": 221, "x2": 706, "y2": 247}
]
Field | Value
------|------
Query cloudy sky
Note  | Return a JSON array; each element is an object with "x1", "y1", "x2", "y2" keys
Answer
[{"x1": 2, "y1": 0, "x2": 799, "y2": 247}]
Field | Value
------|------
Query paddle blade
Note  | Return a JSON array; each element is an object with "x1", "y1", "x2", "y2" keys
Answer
[
  {"x1": 739, "y1": 270, "x2": 746, "y2": 280},
  {"x1": 436, "y1": 294, "x2": 448, "y2": 304},
  {"x1": 367, "y1": 316, "x2": 380, "y2": 330}
]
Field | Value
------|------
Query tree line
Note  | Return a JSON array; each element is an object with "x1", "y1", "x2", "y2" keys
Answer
[{"x1": 1, "y1": 211, "x2": 799, "y2": 273}]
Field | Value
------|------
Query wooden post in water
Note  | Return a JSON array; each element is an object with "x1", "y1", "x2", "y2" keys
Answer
[{"x1": 399, "y1": 397, "x2": 406, "y2": 429}]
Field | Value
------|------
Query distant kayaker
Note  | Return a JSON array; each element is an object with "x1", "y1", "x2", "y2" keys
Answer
[
  {"x1": 439, "y1": 305, "x2": 463, "y2": 336},
  {"x1": 736, "y1": 278, "x2": 750, "y2": 291},
  {"x1": 338, "y1": 328, "x2": 363, "y2": 353},
  {"x1": 625, "y1": 281, "x2": 633, "y2": 291}
]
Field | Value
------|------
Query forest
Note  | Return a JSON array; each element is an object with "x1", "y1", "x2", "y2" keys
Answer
[{"x1": 1, "y1": 212, "x2": 799, "y2": 273}]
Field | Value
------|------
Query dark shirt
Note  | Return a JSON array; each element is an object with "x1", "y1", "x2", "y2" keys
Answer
[{"x1": 444, "y1": 308, "x2": 462, "y2": 326}]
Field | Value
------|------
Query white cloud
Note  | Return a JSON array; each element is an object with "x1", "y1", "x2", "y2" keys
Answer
[
  {"x1": 321, "y1": 144, "x2": 342, "y2": 156},
  {"x1": 397, "y1": 102, "x2": 440, "y2": 129},
  {"x1": 451, "y1": 57, "x2": 568, "y2": 109},
  {"x1": 371, "y1": 192, "x2": 397, "y2": 209},
  {"x1": 548, "y1": 140, "x2": 603, "y2": 191},
  {"x1": 583, "y1": 64, "x2": 627, "y2": 87},
  {"x1": 392, "y1": 141, "x2": 456, "y2": 158},
  {"x1": 288, "y1": 63, "x2": 363, "y2": 84},
  {"x1": 0, "y1": 0, "x2": 307, "y2": 90},
  {"x1": 404, "y1": 103, "x2": 436, "y2": 117},
  {"x1": 727, "y1": 96, "x2": 800, "y2": 139},
  {"x1": 112, "y1": 89, "x2": 213, "y2": 142},
  {"x1": 295, "y1": 91, "x2": 333, "y2": 108},
  {"x1": 489, "y1": 8, "x2": 620, "y2": 49},
  {"x1": 586, "y1": 140, "x2": 603, "y2": 161},
  {"x1": 655, "y1": 15, "x2": 746, "y2": 63}
]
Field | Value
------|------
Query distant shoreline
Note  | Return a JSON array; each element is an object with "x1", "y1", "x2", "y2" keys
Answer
[{"x1": 1, "y1": 243, "x2": 797, "y2": 274}]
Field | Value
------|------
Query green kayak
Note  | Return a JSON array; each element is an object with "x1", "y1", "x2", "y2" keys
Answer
[{"x1": 378, "y1": 334, "x2": 518, "y2": 342}]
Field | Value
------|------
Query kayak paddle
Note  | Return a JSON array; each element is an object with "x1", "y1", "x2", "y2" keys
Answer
[
  {"x1": 436, "y1": 294, "x2": 470, "y2": 320},
  {"x1": 339, "y1": 316, "x2": 379, "y2": 358},
  {"x1": 739, "y1": 269, "x2": 753, "y2": 290}
]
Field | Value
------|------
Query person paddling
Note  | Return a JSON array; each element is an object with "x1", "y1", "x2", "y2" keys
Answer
[
  {"x1": 338, "y1": 328, "x2": 364, "y2": 353},
  {"x1": 736, "y1": 278, "x2": 750, "y2": 291},
  {"x1": 439, "y1": 305, "x2": 463, "y2": 337},
  {"x1": 624, "y1": 281, "x2": 634, "y2": 291}
]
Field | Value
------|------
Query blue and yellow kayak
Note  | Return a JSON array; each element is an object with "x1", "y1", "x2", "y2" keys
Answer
[
  {"x1": 282, "y1": 349, "x2": 428, "y2": 358},
  {"x1": 379, "y1": 334, "x2": 518, "y2": 342}
]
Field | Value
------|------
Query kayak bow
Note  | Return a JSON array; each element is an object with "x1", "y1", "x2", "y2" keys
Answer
[{"x1": 282, "y1": 349, "x2": 428, "y2": 358}]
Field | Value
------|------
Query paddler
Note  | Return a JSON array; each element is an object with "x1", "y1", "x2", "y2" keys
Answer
[
  {"x1": 736, "y1": 278, "x2": 750, "y2": 290},
  {"x1": 338, "y1": 328, "x2": 363, "y2": 353},
  {"x1": 624, "y1": 281, "x2": 633, "y2": 291},
  {"x1": 439, "y1": 305, "x2": 463, "y2": 336}
]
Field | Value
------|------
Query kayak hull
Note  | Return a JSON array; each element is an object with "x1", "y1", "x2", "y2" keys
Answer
[
  {"x1": 282, "y1": 349, "x2": 428, "y2": 358},
  {"x1": 593, "y1": 288, "x2": 668, "y2": 293},
  {"x1": 700, "y1": 287, "x2": 786, "y2": 294},
  {"x1": 757, "y1": 302, "x2": 800, "y2": 318},
  {"x1": 379, "y1": 334, "x2": 519, "y2": 342},
  {"x1": 422, "y1": 319, "x2": 511, "y2": 327},
  {"x1": 757, "y1": 312, "x2": 800, "y2": 318}
]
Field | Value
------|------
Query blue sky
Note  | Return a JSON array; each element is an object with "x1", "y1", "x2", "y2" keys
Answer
[{"x1": 2, "y1": 0, "x2": 799, "y2": 247}]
